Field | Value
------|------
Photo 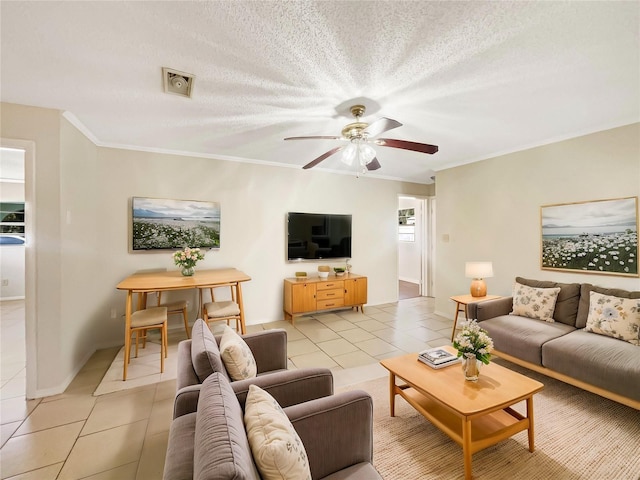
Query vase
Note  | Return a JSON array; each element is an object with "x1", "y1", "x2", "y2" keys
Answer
[
  {"x1": 462, "y1": 353, "x2": 481, "y2": 381},
  {"x1": 181, "y1": 266, "x2": 195, "y2": 277}
]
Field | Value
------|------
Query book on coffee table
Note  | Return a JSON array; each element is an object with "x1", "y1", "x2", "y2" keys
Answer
[{"x1": 418, "y1": 348, "x2": 461, "y2": 369}]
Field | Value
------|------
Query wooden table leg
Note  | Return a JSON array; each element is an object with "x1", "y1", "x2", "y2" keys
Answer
[
  {"x1": 123, "y1": 290, "x2": 132, "y2": 381},
  {"x1": 527, "y1": 396, "x2": 535, "y2": 452},
  {"x1": 462, "y1": 417, "x2": 473, "y2": 480},
  {"x1": 389, "y1": 373, "x2": 396, "y2": 417},
  {"x1": 451, "y1": 301, "x2": 462, "y2": 341},
  {"x1": 236, "y1": 282, "x2": 246, "y2": 334}
]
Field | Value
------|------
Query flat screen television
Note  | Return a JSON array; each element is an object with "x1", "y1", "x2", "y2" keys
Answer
[
  {"x1": 131, "y1": 197, "x2": 221, "y2": 251},
  {"x1": 287, "y1": 212, "x2": 351, "y2": 261}
]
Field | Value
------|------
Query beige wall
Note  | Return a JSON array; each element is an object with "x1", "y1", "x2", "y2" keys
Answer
[
  {"x1": 435, "y1": 123, "x2": 640, "y2": 318},
  {"x1": 2, "y1": 102, "x2": 432, "y2": 397}
]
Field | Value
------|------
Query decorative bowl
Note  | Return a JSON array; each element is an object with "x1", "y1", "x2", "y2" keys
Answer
[{"x1": 318, "y1": 271, "x2": 329, "y2": 279}]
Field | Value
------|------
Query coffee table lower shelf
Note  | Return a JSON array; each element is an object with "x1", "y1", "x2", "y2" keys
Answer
[{"x1": 399, "y1": 385, "x2": 531, "y2": 454}]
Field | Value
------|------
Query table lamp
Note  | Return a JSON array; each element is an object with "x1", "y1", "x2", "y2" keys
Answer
[{"x1": 465, "y1": 262, "x2": 494, "y2": 297}]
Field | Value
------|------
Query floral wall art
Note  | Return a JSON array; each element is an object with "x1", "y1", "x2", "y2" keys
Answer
[
  {"x1": 541, "y1": 197, "x2": 638, "y2": 277},
  {"x1": 131, "y1": 197, "x2": 220, "y2": 251}
]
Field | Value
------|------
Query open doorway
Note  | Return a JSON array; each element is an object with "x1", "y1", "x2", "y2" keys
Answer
[
  {"x1": 398, "y1": 195, "x2": 435, "y2": 299},
  {"x1": 0, "y1": 147, "x2": 26, "y2": 399}
]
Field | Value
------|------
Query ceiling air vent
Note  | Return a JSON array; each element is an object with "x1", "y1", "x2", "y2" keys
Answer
[{"x1": 162, "y1": 67, "x2": 195, "y2": 98}]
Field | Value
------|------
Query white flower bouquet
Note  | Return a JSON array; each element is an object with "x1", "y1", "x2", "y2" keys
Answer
[{"x1": 452, "y1": 319, "x2": 494, "y2": 365}]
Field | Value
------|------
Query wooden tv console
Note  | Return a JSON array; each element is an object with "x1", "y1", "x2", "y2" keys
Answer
[{"x1": 283, "y1": 273, "x2": 367, "y2": 323}]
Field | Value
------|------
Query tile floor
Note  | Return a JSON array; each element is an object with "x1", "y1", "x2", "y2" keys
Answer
[{"x1": 0, "y1": 296, "x2": 453, "y2": 479}]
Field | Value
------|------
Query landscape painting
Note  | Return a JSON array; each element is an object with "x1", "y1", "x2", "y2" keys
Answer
[
  {"x1": 131, "y1": 197, "x2": 220, "y2": 251},
  {"x1": 541, "y1": 197, "x2": 638, "y2": 277}
]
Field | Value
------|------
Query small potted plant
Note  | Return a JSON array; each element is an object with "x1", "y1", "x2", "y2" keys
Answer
[{"x1": 173, "y1": 247, "x2": 205, "y2": 276}]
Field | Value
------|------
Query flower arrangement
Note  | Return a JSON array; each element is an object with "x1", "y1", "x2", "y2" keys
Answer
[
  {"x1": 173, "y1": 247, "x2": 205, "y2": 269},
  {"x1": 453, "y1": 320, "x2": 494, "y2": 365}
]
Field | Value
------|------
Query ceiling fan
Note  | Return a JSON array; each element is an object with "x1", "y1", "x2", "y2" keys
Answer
[{"x1": 284, "y1": 104, "x2": 438, "y2": 172}]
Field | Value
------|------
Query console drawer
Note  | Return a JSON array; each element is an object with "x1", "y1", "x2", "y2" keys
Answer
[
  {"x1": 316, "y1": 288, "x2": 343, "y2": 301},
  {"x1": 316, "y1": 298, "x2": 345, "y2": 310},
  {"x1": 317, "y1": 280, "x2": 344, "y2": 291}
]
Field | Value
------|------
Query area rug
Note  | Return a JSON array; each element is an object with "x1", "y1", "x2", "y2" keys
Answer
[
  {"x1": 93, "y1": 340, "x2": 179, "y2": 396},
  {"x1": 339, "y1": 360, "x2": 640, "y2": 480}
]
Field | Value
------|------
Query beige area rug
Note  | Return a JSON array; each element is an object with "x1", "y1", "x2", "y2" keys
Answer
[
  {"x1": 339, "y1": 360, "x2": 640, "y2": 480},
  {"x1": 93, "y1": 340, "x2": 179, "y2": 396}
]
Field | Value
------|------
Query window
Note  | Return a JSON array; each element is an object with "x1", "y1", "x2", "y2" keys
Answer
[
  {"x1": 398, "y1": 208, "x2": 415, "y2": 242},
  {"x1": 0, "y1": 202, "x2": 25, "y2": 244}
]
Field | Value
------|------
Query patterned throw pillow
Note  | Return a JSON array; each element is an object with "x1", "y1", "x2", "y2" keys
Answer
[
  {"x1": 219, "y1": 325, "x2": 257, "y2": 381},
  {"x1": 585, "y1": 291, "x2": 640, "y2": 345},
  {"x1": 244, "y1": 384, "x2": 312, "y2": 480},
  {"x1": 510, "y1": 282, "x2": 561, "y2": 322}
]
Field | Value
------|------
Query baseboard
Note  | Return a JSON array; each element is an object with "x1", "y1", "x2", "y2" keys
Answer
[{"x1": 0, "y1": 296, "x2": 26, "y2": 301}]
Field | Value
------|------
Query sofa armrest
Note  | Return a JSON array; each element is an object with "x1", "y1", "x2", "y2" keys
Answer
[
  {"x1": 173, "y1": 384, "x2": 202, "y2": 419},
  {"x1": 470, "y1": 297, "x2": 513, "y2": 322},
  {"x1": 284, "y1": 390, "x2": 373, "y2": 480},
  {"x1": 243, "y1": 329, "x2": 288, "y2": 373},
  {"x1": 176, "y1": 340, "x2": 200, "y2": 391},
  {"x1": 232, "y1": 367, "x2": 333, "y2": 409}
]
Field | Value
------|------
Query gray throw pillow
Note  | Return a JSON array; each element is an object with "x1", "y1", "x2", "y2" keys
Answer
[{"x1": 190, "y1": 319, "x2": 228, "y2": 383}]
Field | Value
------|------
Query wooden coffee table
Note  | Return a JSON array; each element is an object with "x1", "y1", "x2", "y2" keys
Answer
[{"x1": 380, "y1": 347, "x2": 544, "y2": 480}]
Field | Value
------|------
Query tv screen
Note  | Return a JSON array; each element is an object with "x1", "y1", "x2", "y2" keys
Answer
[
  {"x1": 131, "y1": 197, "x2": 220, "y2": 251},
  {"x1": 287, "y1": 212, "x2": 351, "y2": 261}
]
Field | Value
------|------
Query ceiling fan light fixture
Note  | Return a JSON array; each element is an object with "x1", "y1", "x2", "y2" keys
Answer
[{"x1": 341, "y1": 141, "x2": 375, "y2": 168}]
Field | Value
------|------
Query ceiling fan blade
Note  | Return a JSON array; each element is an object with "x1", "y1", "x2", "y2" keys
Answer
[
  {"x1": 375, "y1": 138, "x2": 439, "y2": 154},
  {"x1": 364, "y1": 117, "x2": 402, "y2": 137},
  {"x1": 366, "y1": 158, "x2": 381, "y2": 171},
  {"x1": 302, "y1": 146, "x2": 345, "y2": 169},
  {"x1": 285, "y1": 135, "x2": 342, "y2": 141}
]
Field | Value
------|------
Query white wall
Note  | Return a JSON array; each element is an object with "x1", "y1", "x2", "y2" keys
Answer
[
  {"x1": 398, "y1": 196, "x2": 422, "y2": 284},
  {"x1": 435, "y1": 123, "x2": 640, "y2": 318}
]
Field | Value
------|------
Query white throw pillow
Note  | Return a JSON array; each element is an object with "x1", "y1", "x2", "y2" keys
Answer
[
  {"x1": 244, "y1": 384, "x2": 312, "y2": 480},
  {"x1": 510, "y1": 282, "x2": 561, "y2": 322},
  {"x1": 585, "y1": 291, "x2": 640, "y2": 346},
  {"x1": 219, "y1": 325, "x2": 257, "y2": 380}
]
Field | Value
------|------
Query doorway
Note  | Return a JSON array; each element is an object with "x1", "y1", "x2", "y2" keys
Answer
[
  {"x1": 1, "y1": 140, "x2": 35, "y2": 399},
  {"x1": 398, "y1": 195, "x2": 435, "y2": 299}
]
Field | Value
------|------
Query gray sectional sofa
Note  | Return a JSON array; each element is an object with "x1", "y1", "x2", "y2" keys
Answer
[
  {"x1": 468, "y1": 277, "x2": 640, "y2": 410},
  {"x1": 164, "y1": 372, "x2": 382, "y2": 480}
]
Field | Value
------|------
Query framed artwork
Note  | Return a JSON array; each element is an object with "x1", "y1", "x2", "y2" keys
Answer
[
  {"x1": 131, "y1": 197, "x2": 220, "y2": 251},
  {"x1": 541, "y1": 197, "x2": 638, "y2": 277}
]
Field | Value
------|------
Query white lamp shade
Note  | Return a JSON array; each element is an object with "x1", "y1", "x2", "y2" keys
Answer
[{"x1": 465, "y1": 262, "x2": 494, "y2": 279}]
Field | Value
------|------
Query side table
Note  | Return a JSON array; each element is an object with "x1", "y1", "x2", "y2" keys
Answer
[{"x1": 450, "y1": 294, "x2": 502, "y2": 341}]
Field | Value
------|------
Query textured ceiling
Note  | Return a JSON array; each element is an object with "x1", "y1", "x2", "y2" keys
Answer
[{"x1": 1, "y1": 1, "x2": 638, "y2": 184}]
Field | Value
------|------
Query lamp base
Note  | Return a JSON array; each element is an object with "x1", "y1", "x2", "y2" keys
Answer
[{"x1": 470, "y1": 279, "x2": 487, "y2": 297}]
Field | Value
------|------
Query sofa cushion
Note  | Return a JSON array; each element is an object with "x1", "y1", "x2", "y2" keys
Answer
[
  {"x1": 220, "y1": 326, "x2": 257, "y2": 381},
  {"x1": 194, "y1": 372, "x2": 260, "y2": 480},
  {"x1": 511, "y1": 282, "x2": 561, "y2": 323},
  {"x1": 244, "y1": 384, "x2": 312, "y2": 480},
  {"x1": 190, "y1": 318, "x2": 228, "y2": 383},
  {"x1": 481, "y1": 315, "x2": 575, "y2": 365},
  {"x1": 576, "y1": 284, "x2": 640, "y2": 328},
  {"x1": 515, "y1": 277, "x2": 581, "y2": 326},
  {"x1": 585, "y1": 291, "x2": 640, "y2": 345},
  {"x1": 542, "y1": 330, "x2": 640, "y2": 401}
]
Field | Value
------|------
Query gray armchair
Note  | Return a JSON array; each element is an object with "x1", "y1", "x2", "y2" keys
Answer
[{"x1": 173, "y1": 319, "x2": 334, "y2": 418}]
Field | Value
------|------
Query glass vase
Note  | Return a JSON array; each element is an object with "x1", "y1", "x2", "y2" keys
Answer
[
  {"x1": 181, "y1": 266, "x2": 195, "y2": 277},
  {"x1": 462, "y1": 353, "x2": 481, "y2": 381}
]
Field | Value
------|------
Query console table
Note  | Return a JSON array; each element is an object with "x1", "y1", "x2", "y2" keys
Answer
[{"x1": 283, "y1": 273, "x2": 367, "y2": 324}]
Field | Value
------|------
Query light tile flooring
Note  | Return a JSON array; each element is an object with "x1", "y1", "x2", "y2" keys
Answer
[{"x1": 0, "y1": 296, "x2": 453, "y2": 479}]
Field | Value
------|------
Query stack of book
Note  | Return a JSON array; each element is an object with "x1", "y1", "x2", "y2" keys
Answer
[{"x1": 418, "y1": 347, "x2": 461, "y2": 369}]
